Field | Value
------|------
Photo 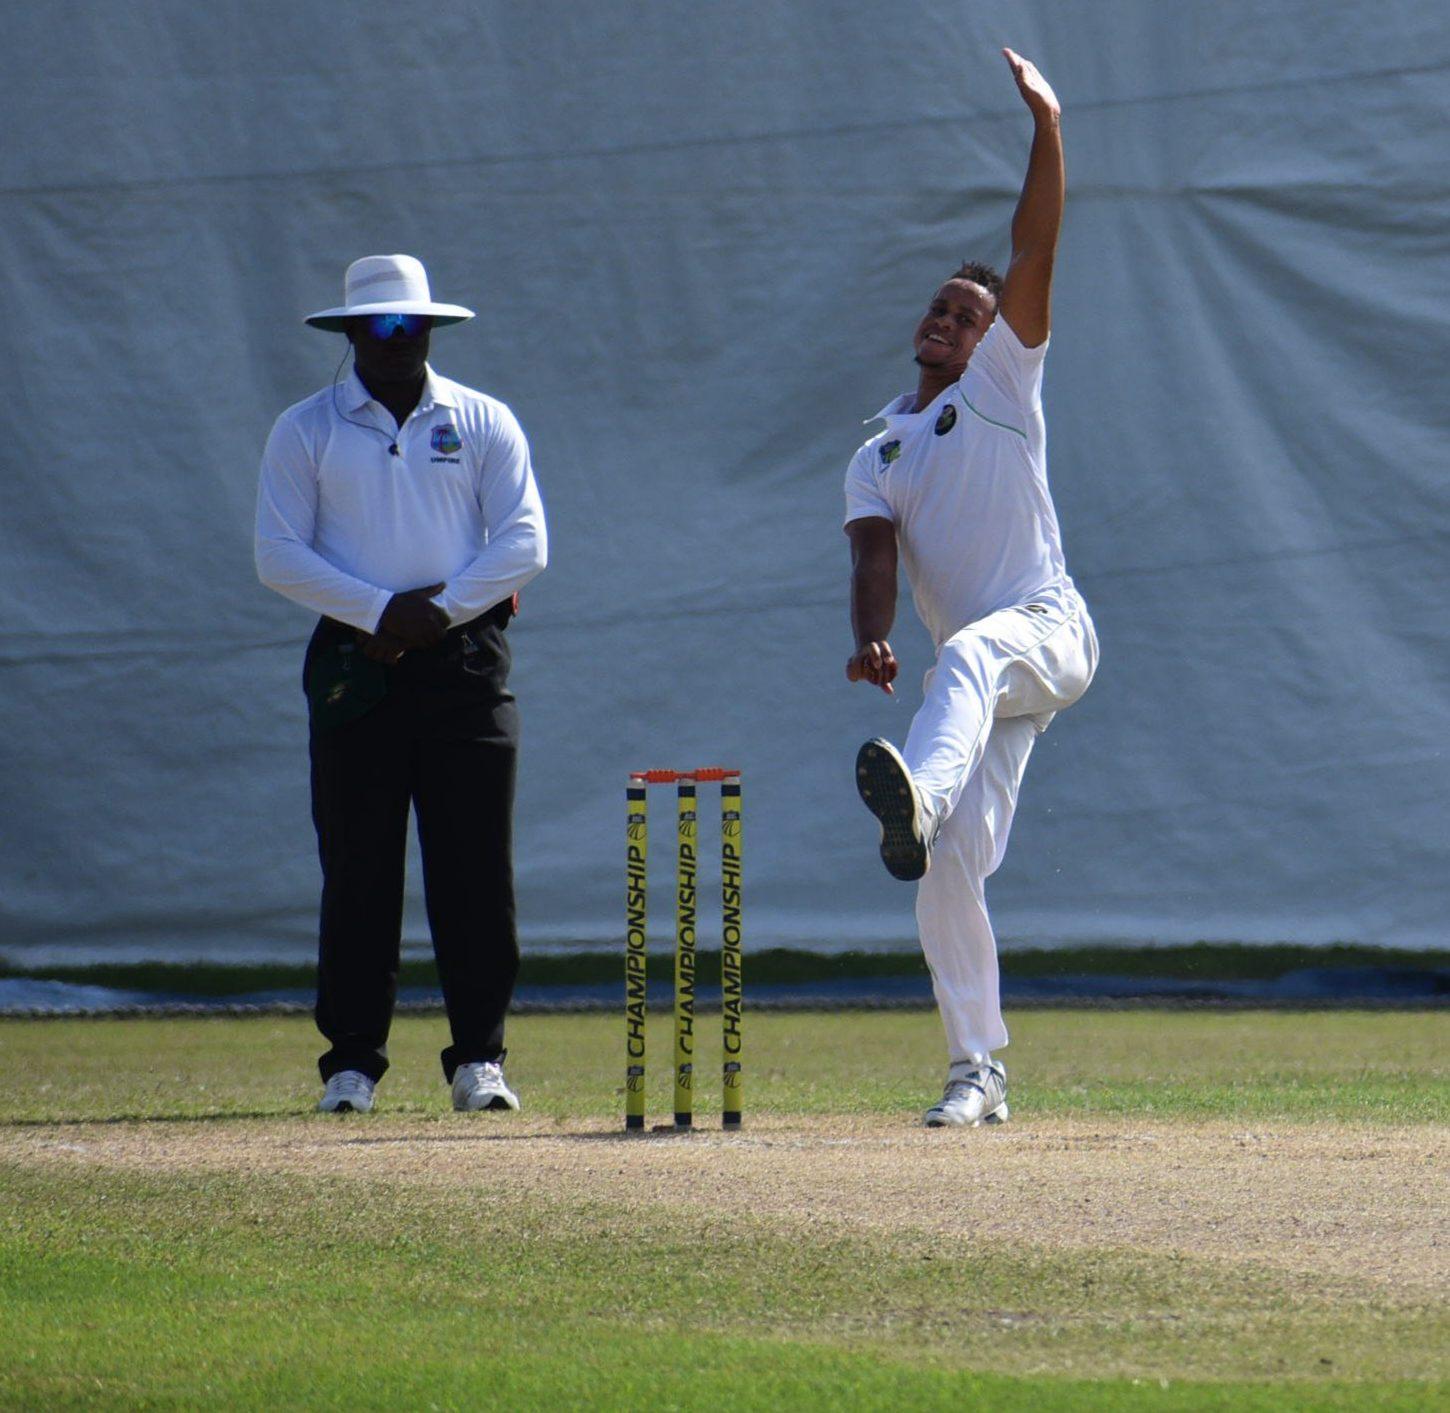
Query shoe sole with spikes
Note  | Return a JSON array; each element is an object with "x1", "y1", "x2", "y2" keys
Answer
[{"x1": 855, "y1": 738, "x2": 930, "y2": 881}]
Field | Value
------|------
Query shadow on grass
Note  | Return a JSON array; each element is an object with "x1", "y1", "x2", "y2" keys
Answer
[
  {"x1": 3, "y1": 1116, "x2": 787, "y2": 1144},
  {"x1": 337, "y1": 1127, "x2": 766, "y2": 1148},
  {"x1": 2, "y1": 1109, "x2": 309, "y2": 1128},
  {"x1": 2, "y1": 1112, "x2": 668, "y2": 1136}
]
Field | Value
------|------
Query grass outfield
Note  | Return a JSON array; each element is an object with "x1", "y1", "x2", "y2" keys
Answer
[{"x1": 1, "y1": 1010, "x2": 1446, "y2": 1409}]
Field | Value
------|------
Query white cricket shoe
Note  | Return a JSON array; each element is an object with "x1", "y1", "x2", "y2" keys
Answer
[
  {"x1": 855, "y1": 738, "x2": 939, "y2": 881},
  {"x1": 317, "y1": 1070, "x2": 376, "y2": 1113},
  {"x1": 924, "y1": 1060, "x2": 1009, "y2": 1127},
  {"x1": 451, "y1": 1060, "x2": 521, "y2": 1112}
]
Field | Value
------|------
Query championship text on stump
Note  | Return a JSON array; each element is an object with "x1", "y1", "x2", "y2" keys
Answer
[{"x1": 625, "y1": 769, "x2": 743, "y2": 1130}]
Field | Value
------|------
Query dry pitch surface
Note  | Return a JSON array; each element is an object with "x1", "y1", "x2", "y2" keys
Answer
[{"x1": 7, "y1": 1112, "x2": 1444, "y2": 1296}]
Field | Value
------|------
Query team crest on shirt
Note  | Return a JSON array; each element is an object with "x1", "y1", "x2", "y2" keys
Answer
[
  {"x1": 879, "y1": 439, "x2": 901, "y2": 466},
  {"x1": 430, "y1": 424, "x2": 463, "y2": 455},
  {"x1": 934, "y1": 405, "x2": 957, "y2": 436}
]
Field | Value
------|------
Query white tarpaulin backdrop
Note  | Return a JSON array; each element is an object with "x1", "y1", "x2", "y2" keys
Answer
[{"x1": 3, "y1": 1, "x2": 1447, "y2": 961}]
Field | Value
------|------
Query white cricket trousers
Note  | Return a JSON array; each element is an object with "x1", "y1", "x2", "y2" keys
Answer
[{"x1": 902, "y1": 586, "x2": 1098, "y2": 1063}]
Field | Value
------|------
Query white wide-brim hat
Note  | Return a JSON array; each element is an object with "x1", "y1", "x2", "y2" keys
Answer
[{"x1": 305, "y1": 253, "x2": 475, "y2": 330}]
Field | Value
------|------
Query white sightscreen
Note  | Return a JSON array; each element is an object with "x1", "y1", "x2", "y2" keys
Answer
[{"x1": 2, "y1": 0, "x2": 1447, "y2": 960}]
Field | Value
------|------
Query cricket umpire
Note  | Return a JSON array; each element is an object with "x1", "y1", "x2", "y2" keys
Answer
[{"x1": 255, "y1": 254, "x2": 548, "y2": 1115}]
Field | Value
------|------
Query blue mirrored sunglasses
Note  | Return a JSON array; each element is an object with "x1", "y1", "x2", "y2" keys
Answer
[{"x1": 364, "y1": 313, "x2": 428, "y2": 340}]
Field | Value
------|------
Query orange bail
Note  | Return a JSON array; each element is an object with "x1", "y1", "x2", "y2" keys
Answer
[{"x1": 629, "y1": 767, "x2": 741, "y2": 784}]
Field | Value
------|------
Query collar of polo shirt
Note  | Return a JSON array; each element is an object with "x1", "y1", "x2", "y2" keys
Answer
[
  {"x1": 342, "y1": 364, "x2": 459, "y2": 416},
  {"x1": 867, "y1": 388, "x2": 949, "y2": 424}
]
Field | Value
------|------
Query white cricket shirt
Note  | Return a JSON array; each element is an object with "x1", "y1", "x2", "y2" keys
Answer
[
  {"x1": 843, "y1": 317, "x2": 1074, "y2": 648},
  {"x1": 255, "y1": 366, "x2": 547, "y2": 633}
]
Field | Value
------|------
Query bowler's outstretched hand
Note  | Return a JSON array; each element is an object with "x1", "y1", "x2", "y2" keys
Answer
[{"x1": 1003, "y1": 47, "x2": 1060, "y2": 122}]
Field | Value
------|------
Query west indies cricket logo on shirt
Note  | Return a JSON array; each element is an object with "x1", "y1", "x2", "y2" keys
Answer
[
  {"x1": 430, "y1": 424, "x2": 462, "y2": 455},
  {"x1": 430, "y1": 424, "x2": 463, "y2": 463}
]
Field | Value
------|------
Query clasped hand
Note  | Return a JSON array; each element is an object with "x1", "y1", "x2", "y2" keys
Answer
[{"x1": 358, "y1": 582, "x2": 448, "y2": 663}]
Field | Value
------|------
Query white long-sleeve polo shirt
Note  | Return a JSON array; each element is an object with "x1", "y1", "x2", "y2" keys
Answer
[{"x1": 255, "y1": 366, "x2": 548, "y2": 633}]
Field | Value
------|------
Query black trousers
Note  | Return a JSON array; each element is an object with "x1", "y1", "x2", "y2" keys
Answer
[{"x1": 305, "y1": 606, "x2": 520, "y2": 1084}]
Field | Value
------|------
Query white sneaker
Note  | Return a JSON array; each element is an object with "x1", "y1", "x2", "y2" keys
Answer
[
  {"x1": 855, "y1": 738, "x2": 939, "y2": 881},
  {"x1": 451, "y1": 1060, "x2": 521, "y2": 1112},
  {"x1": 318, "y1": 1070, "x2": 376, "y2": 1113},
  {"x1": 924, "y1": 1060, "x2": 1009, "y2": 1127}
]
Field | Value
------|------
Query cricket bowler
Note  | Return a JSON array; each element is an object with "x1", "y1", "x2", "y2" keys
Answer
[{"x1": 844, "y1": 50, "x2": 1099, "y2": 1126}]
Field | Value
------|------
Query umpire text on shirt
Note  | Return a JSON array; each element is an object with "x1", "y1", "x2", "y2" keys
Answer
[{"x1": 255, "y1": 254, "x2": 548, "y2": 1116}]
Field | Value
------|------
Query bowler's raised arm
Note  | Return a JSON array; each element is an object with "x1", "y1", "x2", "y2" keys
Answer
[{"x1": 996, "y1": 49, "x2": 1064, "y2": 349}]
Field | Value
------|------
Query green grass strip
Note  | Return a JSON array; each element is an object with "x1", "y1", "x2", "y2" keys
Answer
[
  {"x1": 0, "y1": 1011, "x2": 1444, "y2": 1126},
  {"x1": 2, "y1": 942, "x2": 1445, "y2": 998}
]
